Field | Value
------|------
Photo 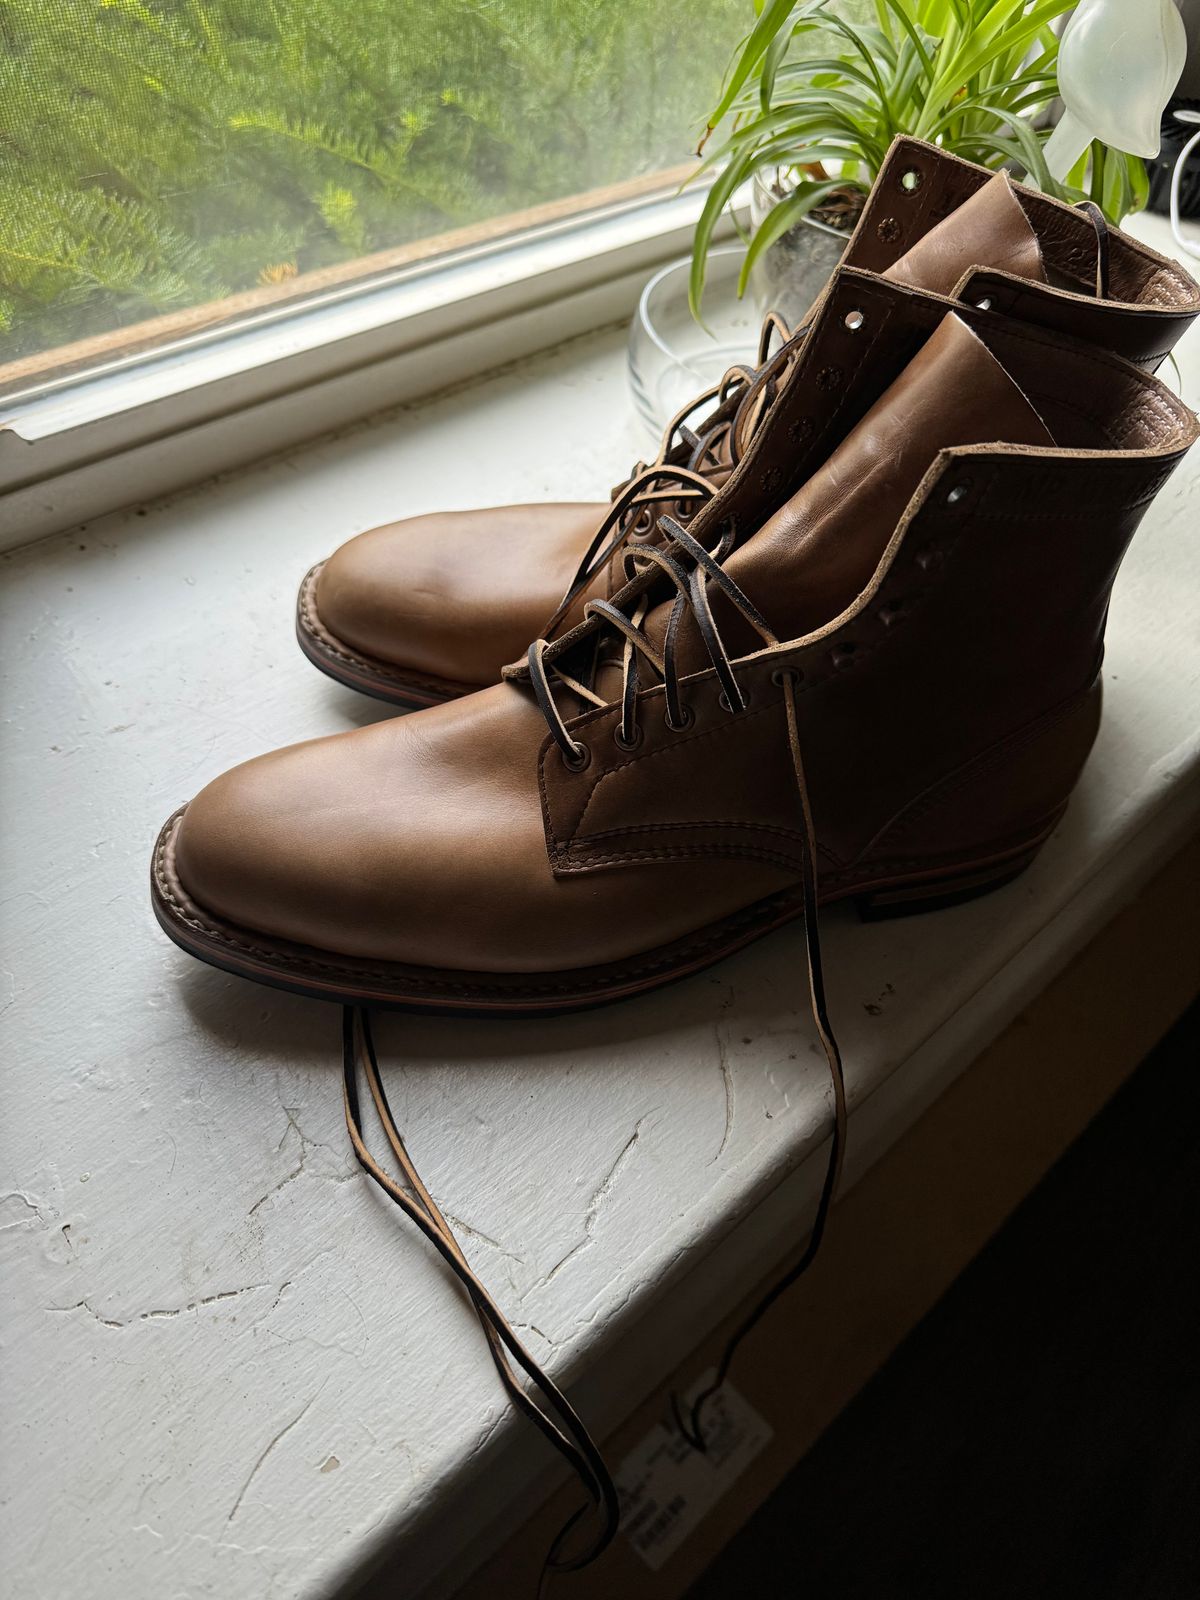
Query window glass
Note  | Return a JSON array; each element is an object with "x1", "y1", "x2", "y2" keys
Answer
[{"x1": 1, "y1": 0, "x2": 746, "y2": 380}]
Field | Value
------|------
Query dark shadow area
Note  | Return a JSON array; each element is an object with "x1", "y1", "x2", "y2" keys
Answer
[{"x1": 689, "y1": 1001, "x2": 1200, "y2": 1600}]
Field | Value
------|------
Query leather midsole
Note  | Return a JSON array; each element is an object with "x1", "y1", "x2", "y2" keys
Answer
[{"x1": 152, "y1": 808, "x2": 1054, "y2": 1016}]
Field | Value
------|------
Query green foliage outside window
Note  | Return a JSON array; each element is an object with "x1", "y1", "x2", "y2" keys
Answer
[{"x1": 0, "y1": 0, "x2": 744, "y2": 362}]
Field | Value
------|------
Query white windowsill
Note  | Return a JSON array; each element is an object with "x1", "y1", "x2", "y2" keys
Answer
[
  {"x1": 0, "y1": 184, "x2": 740, "y2": 553},
  {"x1": 2, "y1": 213, "x2": 1197, "y2": 1599}
]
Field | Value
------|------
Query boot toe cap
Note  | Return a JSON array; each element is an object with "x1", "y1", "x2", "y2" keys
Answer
[
  {"x1": 172, "y1": 748, "x2": 329, "y2": 951},
  {"x1": 313, "y1": 503, "x2": 607, "y2": 685}
]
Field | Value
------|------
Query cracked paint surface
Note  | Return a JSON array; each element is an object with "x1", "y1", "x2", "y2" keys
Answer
[{"x1": 537, "y1": 1119, "x2": 645, "y2": 1289}]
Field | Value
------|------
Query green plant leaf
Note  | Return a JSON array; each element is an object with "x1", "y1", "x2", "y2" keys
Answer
[
  {"x1": 924, "y1": 0, "x2": 1073, "y2": 115},
  {"x1": 759, "y1": 22, "x2": 791, "y2": 113},
  {"x1": 736, "y1": 176, "x2": 846, "y2": 294},
  {"x1": 689, "y1": 140, "x2": 759, "y2": 322},
  {"x1": 815, "y1": 8, "x2": 895, "y2": 129},
  {"x1": 875, "y1": 0, "x2": 933, "y2": 85},
  {"x1": 981, "y1": 105, "x2": 1054, "y2": 191},
  {"x1": 700, "y1": 0, "x2": 814, "y2": 149},
  {"x1": 690, "y1": 0, "x2": 1155, "y2": 325}
]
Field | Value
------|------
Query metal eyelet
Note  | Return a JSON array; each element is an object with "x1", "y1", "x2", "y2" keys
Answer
[
  {"x1": 664, "y1": 703, "x2": 694, "y2": 732},
  {"x1": 771, "y1": 666, "x2": 802, "y2": 688},
  {"x1": 830, "y1": 642, "x2": 858, "y2": 670},
  {"x1": 718, "y1": 688, "x2": 749, "y2": 714},
  {"x1": 975, "y1": 296, "x2": 993, "y2": 312},
  {"x1": 844, "y1": 309, "x2": 865, "y2": 332},
  {"x1": 900, "y1": 168, "x2": 923, "y2": 194},
  {"x1": 613, "y1": 724, "x2": 643, "y2": 752},
  {"x1": 562, "y1": 741, "x2": 590, "y2": 772},
  {"x1": 946, "y1": 482, "x2": 969, "y2": 506}
]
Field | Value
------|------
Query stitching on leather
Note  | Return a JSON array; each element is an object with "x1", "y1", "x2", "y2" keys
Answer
[
  {"x1": 540, "y1": 310, "x2": 1184, "y2": 874},
  {"x1": 554, "y1": 835, "x2": 1050, "y2": 878},
  {"x1": 565, "y1": 701, "x2": 782, "y2": 844},
  {"x1": 810, "y1": 298, "x2": 895, "y2": 456},
  {"x1": 861, "y1": 680, "x2": 1095, "y2": 860},
  {"x1": 552, "y1": 460, "x2": 997, "y2": 869},
  {"x1": 552, "y1": 842, "x2": 808, "y2": 873},
  {"x1": 1003, "y1": 282, "x2": 1195, "y2": 326},
  {"x1": 550, "y1": 297, "x2": 899, "y2": 854},
  {"x1": 155, "y1": 811, "x2": 810, "y2": 996},
  {"x1": 157, "y1": 804, "x2": 1050, "y2": 996},
  {"x1": 552, "y1": 441, "x2": 1088, "y2": 875},
  {"x1": 965, "y1": 474, "x2": 1177, "y2": 521},
  {"x1": 735, "y1": 291, "x2": 894, "y2": 515},
  {"x1": 574, "y1": 817, "x2": 810, "y2": 844},
  {"x1": 970, "y1": 308, "x2": 1179, "y2": 398},
  {"x1": 552, "y1": 416, "x2": 1172, "y2": 879}
]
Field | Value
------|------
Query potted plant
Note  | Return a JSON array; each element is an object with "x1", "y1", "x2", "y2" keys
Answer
[{"x1": 689, "y1": 0, "x2": 1153, "y2": 328}]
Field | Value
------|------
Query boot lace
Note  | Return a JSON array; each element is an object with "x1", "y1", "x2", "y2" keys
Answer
[
  {"x1": 342, "y1": 310, "x2": 845, "y2": 1582},
  {"x1": 539, "y1": 310, "x2": 796, "y2": 640},
  {"x1": 333, "y1": 198, "x2": 1116, "y2": 1581},
  {"x1": 526, "y1": 481, "x2": 849, "y2": 1491}
]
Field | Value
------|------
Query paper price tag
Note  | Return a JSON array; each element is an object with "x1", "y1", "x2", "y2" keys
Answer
[{"x1": 616, "y1": 1378, "x2": 773, "y2": 1571}]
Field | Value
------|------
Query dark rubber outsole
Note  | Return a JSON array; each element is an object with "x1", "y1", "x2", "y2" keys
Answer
[{"x1": 151, "y1": 806, "x2": 1052, "y2": 1019}]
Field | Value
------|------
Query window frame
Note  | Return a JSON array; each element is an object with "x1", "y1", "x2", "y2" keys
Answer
[{"x1": 0, "y1": 178, "x2": 743, "y2": 553}]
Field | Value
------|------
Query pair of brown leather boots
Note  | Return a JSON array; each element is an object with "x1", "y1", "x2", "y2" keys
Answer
[
  {"x1": 152, "y1": 136, "x2": 1199, "y2": 1568},
  {"x1": 155, "y1": 138, "x2": 1198, "y2": 1015}
]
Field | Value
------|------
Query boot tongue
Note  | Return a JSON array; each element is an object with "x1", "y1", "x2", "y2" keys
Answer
[
  {"x1": 883, "y1": 171, "x2": 1047, "y2": 296},
  {"x1": 603, "y1": 313, "x2": 1055, "y2": 693}
]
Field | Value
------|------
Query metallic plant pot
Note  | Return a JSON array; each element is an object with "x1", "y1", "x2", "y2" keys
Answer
[{"x1": 749, "y1": 170, "x2": 853, "y2": 329}]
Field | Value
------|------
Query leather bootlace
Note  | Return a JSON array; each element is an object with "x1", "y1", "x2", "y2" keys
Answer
[
  {"x1": 527, "y1": 508, "x2": 848, "y2": 1449},
  {"x1": 342, "y1": 1007, "x2": 621, "y2": 1575},
  {"x1": 1075, "y1": 199, "x2": 1111, "y2": 298},
  {"x1": 341, "y1": 518, "x2": 849, "y2": 1579},
  {"x1": 333, "y1": 202, "x2": 1119, "y2": 1579},
  {"x1": 332, "y1": 315, "x2": 813, "y2": 1587},
  {"x1": 539, "y1": 311, "x2": 796, "y2": 642}
]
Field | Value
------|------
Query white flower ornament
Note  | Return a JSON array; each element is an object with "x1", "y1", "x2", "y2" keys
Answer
[{"x1": 1044, "y1": 0, "x2": 1187, "y2": 182}]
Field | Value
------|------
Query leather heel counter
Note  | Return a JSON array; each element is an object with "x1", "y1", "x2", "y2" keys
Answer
[{"x1": 857, "y1": 675, "x2": 1104, "y2": 871}]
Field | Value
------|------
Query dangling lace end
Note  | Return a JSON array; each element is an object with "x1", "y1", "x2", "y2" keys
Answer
[
  {"x1": 668, "y1": 1102, "x2": 845, "y2": 1461},
  {"x1": 670, "y1": 668, "x2": 848, "y2": 1460},
  {"x1": 341, "y1": 1004, "x2": 621, "y2": 1575},
  {"x1": 670, "y1": 1386, "x2": 712, "y2": 1454}
]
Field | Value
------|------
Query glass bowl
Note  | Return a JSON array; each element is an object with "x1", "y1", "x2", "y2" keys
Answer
[{"x1": 627, "y1": 244, "x2": 759, "y2": 441}]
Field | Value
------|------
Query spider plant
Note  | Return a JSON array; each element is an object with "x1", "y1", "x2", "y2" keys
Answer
[{"x1": 690, "y1": 0, "x2": 1152, "y2": 316}]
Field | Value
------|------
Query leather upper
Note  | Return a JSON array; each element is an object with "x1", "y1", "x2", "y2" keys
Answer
[
  {"x1": 316, "y1": 502, "x2": 606, "y2": 686},
  {"x1": 174, "y1": 681, "x2": 788, "y2": 971},
  {"x1": 881, "y1": 169, "x2": 1047, "y2": 297},
  {"x1": 621, "y1": 312, "x2": 1055, "y2": 683},
  {"x1": 841, "y1": 136, "x2": 1200, "y2": 371},
  {"x1": 174, "y1": 272, "x2": 1198, "y2": 976},
  {"x1": 308, "y1": 139, "x2": 1199, "y2": 697}
]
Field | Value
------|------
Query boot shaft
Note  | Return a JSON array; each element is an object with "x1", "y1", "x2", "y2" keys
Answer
[
  {"x1": 842, "y1": 136, "x2": 1200, "y2": 371},
  {"x1": 530, "y1": 270, "x2": 1197, "y2": 880}
]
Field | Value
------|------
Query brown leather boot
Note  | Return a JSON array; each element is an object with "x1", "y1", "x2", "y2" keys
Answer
[
  {"x1": 156, "y1": 269, "x2": 1197, "y2": 1012},
  {"x1": 297, "y1": 137, "x2": 1200, "y2": 708}
]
